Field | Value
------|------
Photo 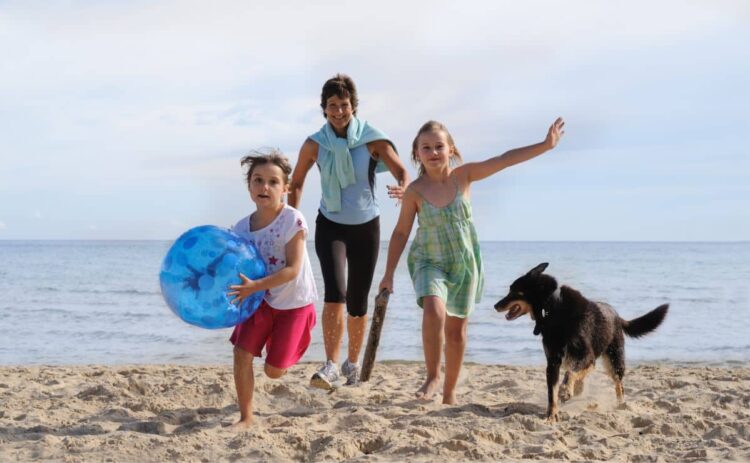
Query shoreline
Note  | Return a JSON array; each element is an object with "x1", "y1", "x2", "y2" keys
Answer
[{"x1": 2, "y1": 362, "x2": 749, "y2": 462}]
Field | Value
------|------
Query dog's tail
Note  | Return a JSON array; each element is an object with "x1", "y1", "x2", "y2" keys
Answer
[{"x1": 621, "y1": 304, "x2": 669, "y2": 338}]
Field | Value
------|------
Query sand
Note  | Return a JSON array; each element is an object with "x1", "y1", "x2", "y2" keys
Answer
[{"x1": 1, "y1": 362, "x2": 749, "y2": 462}]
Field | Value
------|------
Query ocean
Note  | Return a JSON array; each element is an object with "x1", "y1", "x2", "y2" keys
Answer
[{"x1": 0, "y1": 241, "x2": 748, "y2": 366}]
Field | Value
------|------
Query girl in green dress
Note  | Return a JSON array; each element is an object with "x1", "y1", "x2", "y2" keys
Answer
[{"x1": 379, "y1": 118, "x2": 565, "y2": 404}]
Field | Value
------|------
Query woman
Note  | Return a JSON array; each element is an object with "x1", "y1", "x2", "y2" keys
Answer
[{"x1": 289, "y1": 74, "x2": 409, "y2": 388}]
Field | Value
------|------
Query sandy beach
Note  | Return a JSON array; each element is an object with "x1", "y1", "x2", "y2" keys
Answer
[{"x1": 1, "y1": 362, "x2": 748, "y2": 462}]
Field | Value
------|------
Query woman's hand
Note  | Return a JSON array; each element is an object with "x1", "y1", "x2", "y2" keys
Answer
[
  {"x1": 368, "y1": 139, "x2": 410, "y2": 205},
  {"x1": 227, "y1": 273, "x2": 260, "y2": 305},
  {"x1": 378, "y1": 274, "x2": 394, "y2": 295},
  {"x1": 544, "y1": 117, "x2": 565, "y2": 150},
  {"x1": 386, "y1": 184, "x2": 405, "y2": 203}
]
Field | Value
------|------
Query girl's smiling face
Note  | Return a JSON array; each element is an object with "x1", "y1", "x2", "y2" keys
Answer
[
  {"x1": 249, "y1": 163, "x2": 288, "y2": 208},
  {"x1": 416, "y1": 130, "x2": 454, "y2": 172},
  {"x1": 324, "y1": 95, "x2": 354, "y2": 136}
]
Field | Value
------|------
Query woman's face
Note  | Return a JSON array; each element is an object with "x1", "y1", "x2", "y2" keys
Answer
[{"x1": 324, "y1": 95, "x2": 353, "y2": 136}]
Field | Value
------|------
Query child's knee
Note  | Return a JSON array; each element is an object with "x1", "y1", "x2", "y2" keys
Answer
[
  {"x1": 445, "y1": 325, "x2": 467, "y2": 345},
  {"x1": 422, "y1": 297, "x2": 446, "y2": 318},
  {"x1": 264, "y1": 363, "x2": 287, "y2": 379}
]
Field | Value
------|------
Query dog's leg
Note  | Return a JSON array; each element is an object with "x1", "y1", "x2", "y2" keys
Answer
[
  {"x1": 559, "y1": 370, "x2": 573, "y2": 402},
  {"x1": 573, "y1": 363, "x2": 595, "y2": 398},
  {"x1": 573, "y1": 375, "x2": 586, "y2": 397},
  {"x1": 560, "y1": 362, "x2": 594, "y2": 402},
  {"x1": 560, "y1": 339, "x2": 596, "y2": 403},
  {"x1": 545, "y1": 355, "x2": 562, "y2": 422},
  {"x1": 603, "y1": 338, "x2": 626, "y2": 403}
]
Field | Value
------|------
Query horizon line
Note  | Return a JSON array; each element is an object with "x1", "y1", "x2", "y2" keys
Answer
[{"x1": 1, "y1": 239, "x2": 748, "y2": 244}]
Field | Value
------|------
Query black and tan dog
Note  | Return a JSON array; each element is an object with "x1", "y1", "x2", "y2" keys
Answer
[{"x1": 494, "y1": 263, "x2": 668, "y2": 422}]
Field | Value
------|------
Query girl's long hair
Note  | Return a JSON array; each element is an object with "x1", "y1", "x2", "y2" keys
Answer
[{"x1": 411, "y1": 121, "x2": 463, "y2": 176}]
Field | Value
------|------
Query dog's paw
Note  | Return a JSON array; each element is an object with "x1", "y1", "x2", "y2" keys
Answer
[
  {"x1": 559, "y1": 386, "x2": 572, "y2": 403},
  {"x1": 545, "y1": 407, "x2": 559, "y2": 423}
]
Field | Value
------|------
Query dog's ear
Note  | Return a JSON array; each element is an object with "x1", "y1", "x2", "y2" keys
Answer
[{"x1": 528, "y1": 263, "x2": 549, "y2": 276}]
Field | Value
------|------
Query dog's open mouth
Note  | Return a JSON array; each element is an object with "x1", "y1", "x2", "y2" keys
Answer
[
  {"x1": 495, "y1": 301, "x2": 529, "y2": 320},
  {"x1": 505, "y1": 303, "x2": 526, "y2": 320}
]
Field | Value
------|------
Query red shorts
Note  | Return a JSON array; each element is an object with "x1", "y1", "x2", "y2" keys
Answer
[{"x1": 229, "y1": 300, "x2": 316, "y2": 369}]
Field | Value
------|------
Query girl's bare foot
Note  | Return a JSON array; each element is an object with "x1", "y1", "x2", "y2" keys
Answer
[
  {"x1": 229, "y1": 417, "x2": 253, "y2": 430},
  {"x1": 415, "y1": 376, "x2": 440, "y2": 401},
  {"x1": 442, "y1": 391, "x2": 457, "y2": 405}
]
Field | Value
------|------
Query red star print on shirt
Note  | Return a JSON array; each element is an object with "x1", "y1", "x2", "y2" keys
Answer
[{"x1": 268, "y1": 256, "x2": 278, "y2": 265}]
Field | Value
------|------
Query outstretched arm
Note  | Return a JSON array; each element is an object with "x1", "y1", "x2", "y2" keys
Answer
[
  {"x1": 368, "y1": 139, "x2": 410, "y2": 201},
  {"x1": 288, "y1": 139, "x2": 318, "y2": 208},
  {"x1": 464, "y1": 118, "x2": 565, "y2": 183},
  {"x1": 378, "y1": 187, "x2": 419, "y2": 294}
]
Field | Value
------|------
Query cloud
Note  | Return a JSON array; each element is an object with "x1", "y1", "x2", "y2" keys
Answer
[{"x1": 0, "y1": 1, "x2": 748, "y2": 239}]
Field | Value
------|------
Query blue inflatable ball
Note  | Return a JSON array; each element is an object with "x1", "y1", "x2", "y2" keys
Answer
[{"x1": 159, "y1": 225, "x2": 267, "y2": 329}]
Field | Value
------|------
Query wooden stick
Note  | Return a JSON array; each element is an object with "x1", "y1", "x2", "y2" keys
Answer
[{"x1": 360, "y1": 289, "x2": 390, "y2": 382}]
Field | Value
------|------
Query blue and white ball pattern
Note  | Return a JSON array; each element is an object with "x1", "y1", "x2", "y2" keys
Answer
[{"x1": 159, "y1": 225, "x2": 267, "y2": 329}]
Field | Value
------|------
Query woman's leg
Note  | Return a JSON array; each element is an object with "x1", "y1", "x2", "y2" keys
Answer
[
  {"x1": 416, "y1": 295, "x2": 445, "y2": 400},
  {"x1": 322, "y1": 302, "x2": 346, "y2": 362},
  {"x1": 344, "y1": 216, "x2": 379, "y2": 364},
  {"x1": 346, "y1": 314, "x2": 367, "y2": 362},
  {"x1": 315, "y1": 215, "x2": 348, "y2": 364},
  {"x1": 232, "y1": 346, "x2": 255, "y2": 428},
  {"x1": 443, "y1": 314, "x2": 469, "y2": 405}
]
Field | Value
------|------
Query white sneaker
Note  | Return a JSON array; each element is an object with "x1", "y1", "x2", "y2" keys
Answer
[
  {"x1": 341, "y1": 359, "x2": 360, "y2": 386},
  {"x1": 310, "y1": 360, "x2": 339, "y2": 390}
]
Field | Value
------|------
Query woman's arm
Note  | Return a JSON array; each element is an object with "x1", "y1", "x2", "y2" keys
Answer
[
  {"x1": 228, "y1": 230, "x2": 306, "y2": 304},
  {"x1": 288, "y1": 139, "x2": 318, "y2": 208},
  {"x1": 368, "y1": 139, "x2": 410, "y2": 201},
  {"x1": 378, "y1": 187, "x2": 419, "y2": 293},
  {"x1": 463, "y1": 118, "x2": 565, "y2": 183}
]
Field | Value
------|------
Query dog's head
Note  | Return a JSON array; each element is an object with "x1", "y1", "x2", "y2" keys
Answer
[{"x1": 494, "y1": 263, "x2": 559, "y2": 332}]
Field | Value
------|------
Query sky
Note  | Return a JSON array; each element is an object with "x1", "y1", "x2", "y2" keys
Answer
[{"x1": 0, "y1": 0, "x2": 748, "y2": 241}]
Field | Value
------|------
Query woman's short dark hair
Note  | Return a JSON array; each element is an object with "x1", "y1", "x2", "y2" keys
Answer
[{"x1": 320, "y1": 74, "x2": 358, "y2": 116}]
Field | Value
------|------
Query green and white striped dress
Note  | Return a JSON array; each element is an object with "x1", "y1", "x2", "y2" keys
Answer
[{"x1": 407, "y1": 178, "x2": 484, "y2": 318}]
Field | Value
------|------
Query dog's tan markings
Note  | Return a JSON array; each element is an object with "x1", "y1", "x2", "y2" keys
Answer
[
  {"x1": 602, "y1": 356, "x2": 625, "y2": 402},
  {"x1": 559, "y1": 363, "x2": 595, "y2": 403},
  {"x1": 546, "y1": 387, "x2": 560, "y2": 423},
  {"x1": 573, "y1": 375, "x2": 586, "y2": 397},
  {"x1": 546, "y1": 385, "x2": 559, "y2": 422},
  {"x1": 545, "y1": 363, "x2": 562, "y2": 422},
  {"x1": 559, "y1": 372, "x2": 573, "y2": 403}
]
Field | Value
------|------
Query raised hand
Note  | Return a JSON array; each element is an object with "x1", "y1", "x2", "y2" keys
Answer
[{"x1": 544, "y1": 117, "x2": 565, "y2": 150}]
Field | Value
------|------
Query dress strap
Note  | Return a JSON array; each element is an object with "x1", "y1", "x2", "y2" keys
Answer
[{"x1": 415, "y1": 174, "x2": 461, "y2": 209}]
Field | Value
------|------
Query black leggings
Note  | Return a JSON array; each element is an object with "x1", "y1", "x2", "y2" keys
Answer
[{"x1": 315, "y1": 213, "x2": 380, "y2": 317}]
